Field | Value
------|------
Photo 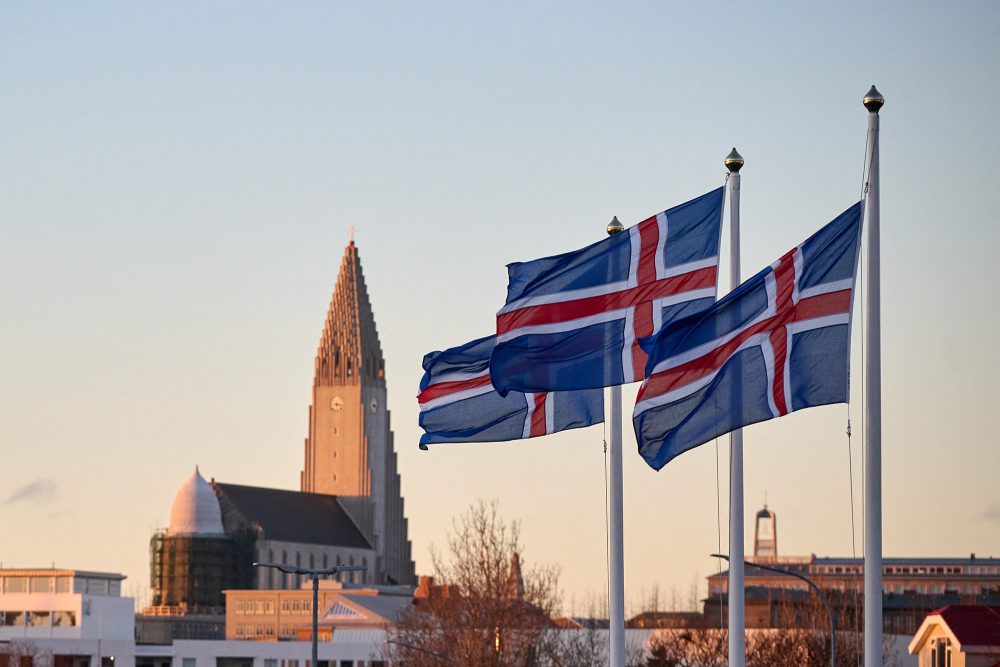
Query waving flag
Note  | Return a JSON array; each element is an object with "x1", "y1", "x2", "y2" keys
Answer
[
  {"x1": 633, "y1": 202, "x2": 863, "y2": 470},
  {"x1": 418, "y1": 336, "x2": 603, "y2": 448},
  {"x1": 490, "y1": 188, "x2": 725, "y2": 394}
]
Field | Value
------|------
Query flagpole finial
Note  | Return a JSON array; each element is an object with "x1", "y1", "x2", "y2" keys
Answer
[
  {"x1": 863, "y1": 85, "x2": 884, "y2": 113},
  {"x1": 606, "y1": 216, "x2": 625, "y2": 236},
  {"x1": 724, "y1": 147, "x2": 744, "y2": 173}
]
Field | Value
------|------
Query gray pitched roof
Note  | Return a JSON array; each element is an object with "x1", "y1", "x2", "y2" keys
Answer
[
  {"x1": 214, "y1": 482, "x2": 371, "y2": 550},
  {"x1": 334, "y1": 594, "x2": 412, "y2": 624}
]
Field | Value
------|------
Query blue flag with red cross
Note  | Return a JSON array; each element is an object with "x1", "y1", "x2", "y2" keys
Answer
[
  {"x1": 418, "y1": 335, "x2": 603, "y2": 448},
  {"x1": 633, "y1": 202, "x2": 863, "y2": 469},
  {"x1": 489, "y1": 187, "x2": 725, "y2": 393}
]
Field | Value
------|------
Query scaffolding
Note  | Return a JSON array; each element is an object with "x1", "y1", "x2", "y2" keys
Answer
[{"x1": 149, "y1": 530, "x2": 255, "y2": 614}]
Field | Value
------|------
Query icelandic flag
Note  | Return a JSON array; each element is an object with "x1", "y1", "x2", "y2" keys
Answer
[
  {"x1": 633, "y1": 202, "x2": 863, "y2": 470},
  {"x1": 418, "y1": 335, "x2": 603, "y2": 448},
  {"x1": 490, "y1": 187, "x2": 725, "y2": 393}
]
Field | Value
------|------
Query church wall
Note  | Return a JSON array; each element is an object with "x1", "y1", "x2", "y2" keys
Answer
[{"x1": 253, "y1": 539, "x2": 375, "y2": 589}]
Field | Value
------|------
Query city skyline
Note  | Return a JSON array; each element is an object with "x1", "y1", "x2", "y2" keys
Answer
[{"x1": 2, "y1": 1, "x2": 999, "y2": 615}]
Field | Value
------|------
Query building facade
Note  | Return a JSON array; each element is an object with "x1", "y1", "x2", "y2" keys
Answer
[
  {"x1": 705, "y1": 505, "x2": 1000, "y2": 635},
  {"x1": 908, "y1": 605, "x2": 1000, "y2": 667},
  {"x1": 0, "y1": 568, "x2": 134, "y2": 666},
  {"x1": 223, "y1": 580, "x2": 413, "y2": 641}
]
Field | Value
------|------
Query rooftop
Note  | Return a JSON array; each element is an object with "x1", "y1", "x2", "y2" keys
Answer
[
  {"x1": 0, "y1": 568, "x2": 125, "y2": 580},
  {"x1": 214, "y1": 482, "x2": 371, "y2": 550},
  {"x1": 929, "y1": 605, "x2": 1000, "y2": 647}
]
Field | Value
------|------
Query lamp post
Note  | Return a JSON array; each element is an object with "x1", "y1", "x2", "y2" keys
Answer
[
  {"x1": 711, "y1": 554, "x2": 836, "y2": 667},
  {"x1": 254, "y1": 562, "x2": 367, "y2": 667}
]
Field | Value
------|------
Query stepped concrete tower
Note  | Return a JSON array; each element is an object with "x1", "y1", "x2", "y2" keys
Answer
[{"x1": 301, "y1": 240, "x2": 415, "y2": 585}]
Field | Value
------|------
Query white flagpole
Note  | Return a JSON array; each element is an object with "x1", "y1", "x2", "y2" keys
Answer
[
  {"x1": 862, "y1": 84, "x2": 884, "y2": 667},
  {"x1": 609, "y1": 384, "x2": 626, "y2": 667},
  {"x1": 724, "y1": 147, "x2": 746, "y2": 667},
  {"x1": 605, "y1": 216, "x2": 626, "y2": 667}
]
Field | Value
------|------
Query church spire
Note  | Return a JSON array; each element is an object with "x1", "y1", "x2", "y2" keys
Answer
[{"x1": 313, "y1": 240, "x2": 385, "y2": 388}]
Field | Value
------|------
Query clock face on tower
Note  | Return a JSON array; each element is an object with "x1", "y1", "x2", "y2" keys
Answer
[{"x1": 330, "y1": 396, "x2": 344, "y2": 411}]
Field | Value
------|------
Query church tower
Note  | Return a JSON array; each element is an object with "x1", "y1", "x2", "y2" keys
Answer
[
  {"x1": 753, "y1": 504, "x2": 777, "y2": 560},
  {"x1": 301, "y1": 240, "x2": 415, "y2": 585}
]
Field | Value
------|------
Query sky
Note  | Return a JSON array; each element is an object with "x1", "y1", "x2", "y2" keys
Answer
[{"x1": 2, "y1": 1, "x2": 999, "y2": 614}]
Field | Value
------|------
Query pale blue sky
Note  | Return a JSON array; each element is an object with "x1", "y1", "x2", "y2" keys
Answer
[{"x1": 2, "y1": 1, "x2": 998, "y2": 611}]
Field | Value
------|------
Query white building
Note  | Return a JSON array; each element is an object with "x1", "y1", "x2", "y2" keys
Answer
[{"x1": 0, "y1": 568, "x2": 134, "y2": 666}]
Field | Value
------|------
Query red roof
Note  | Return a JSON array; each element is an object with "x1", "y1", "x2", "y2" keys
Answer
[{"x1": 929, "y1": 606, "x2": 1000, "y2": 647}]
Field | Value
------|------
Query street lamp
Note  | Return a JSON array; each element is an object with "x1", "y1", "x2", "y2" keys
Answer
[
  {"x1": 254, "y1": 562, "x2": 366, "y2": 667},
  {"x1": 711, "y1": 553, "x2": 837, "y2": 667}
]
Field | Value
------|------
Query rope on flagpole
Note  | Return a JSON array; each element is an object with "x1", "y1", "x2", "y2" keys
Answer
[
  {"x1": 858, "y1": 113, "x2": 874, "y2": 576},
  {"x1": 715, "y1": 436, "x2": 724, "y2": 630},
  {"x1": 847, "y1": 415, "x2": 862, "y2": 666}
]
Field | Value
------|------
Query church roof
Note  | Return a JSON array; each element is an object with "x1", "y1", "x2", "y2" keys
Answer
[
  {"x1": 214, "y1": 482, "x2": 372, "y2": 550},
  {"x1": 168, "y1": 466, "x2": 225, "y2": 536}
]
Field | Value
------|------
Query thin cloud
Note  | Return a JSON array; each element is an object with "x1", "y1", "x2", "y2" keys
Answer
[
  {"x1": 984, "y1": 503, "x2": 1000, "y2": 523},
  {"x1": 3, "y1": 478, "x2": 57, "y2": 505}
]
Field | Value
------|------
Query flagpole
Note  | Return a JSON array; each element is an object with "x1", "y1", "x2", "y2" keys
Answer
[
  {"x1": 724, "y1": 147, "x2": 746, "y2": 667},
  {"x1": 606, "y1": 216, "x2": 627, "y2": 667},
  {"x1": 862, "y1": 85, "x2": 884, "y2": 667}
]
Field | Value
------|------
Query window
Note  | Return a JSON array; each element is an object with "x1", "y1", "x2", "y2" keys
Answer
[
  {"x1": 2, "y1": 611, "x2": 25, "y2": 626},
  {"x1": 182, "y1": 659, "x2": 196, "y2": 667},
  {"x1": 5, "y1": 577, "x2": 27, "y2": 593},
  {"x1": 29, "y1": 577, "x2": 53, "y2": 593},
  {"x1": 55, "y1": 577, "x2": 71, "y2": 593},
  {"x1": 86, "y1": 579, "x2": 109, "y2": 595},
  {"x1": 52, "y1": 611, "x2": 76, "y2": 627},
  {"x1": 264, "y1": 661, "x2": 278, "y2": 667},
  {"x1": 28, "y1": 611, "x2": 51, "y2": 627}
]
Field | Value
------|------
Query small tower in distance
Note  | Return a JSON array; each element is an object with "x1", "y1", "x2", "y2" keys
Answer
[{"x1": 753, "y1": 504, "x2": 777, "y2": 561}]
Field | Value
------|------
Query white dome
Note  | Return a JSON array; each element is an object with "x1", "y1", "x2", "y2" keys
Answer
[{"x1": 167, "y1": 466, "x2": 225, "y2": 536}]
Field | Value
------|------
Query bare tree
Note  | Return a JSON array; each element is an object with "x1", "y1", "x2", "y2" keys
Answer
[
  {"x1": 385, "y1": 500, "x2": 561, "y2": 666},
  {"x1": 642, "y1": 606, "x2": 899, "y2": 667},
  {"x1": 0, "y1": 640, "x2": 54, "y2": 667}
]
